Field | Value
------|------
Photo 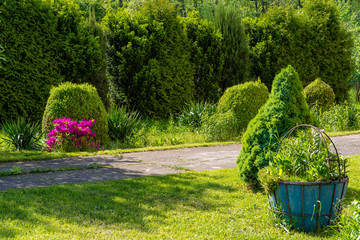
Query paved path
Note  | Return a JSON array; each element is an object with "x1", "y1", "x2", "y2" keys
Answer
[{"x1": 0, "y1": 134, "x2": 358, "y2": 191}]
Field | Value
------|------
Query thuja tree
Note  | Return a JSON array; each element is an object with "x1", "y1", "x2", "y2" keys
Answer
[
  {"x1": 180, "y1": 11, "x2": 224, "y2": 102},
  {"x1": 0, "y1": 0, "x2": 105, "y2": 122},
  {"x1": 244, "y1": 0, "x2": 353, "y2": 102},
  {"x1": 0, "y1": 0, "x2": 62, "y2": 122},
  {"x1": 215, "y1": 4, "x2": 249, "y2": 91},
  {"x1": 237, "y1": 65, "x2": 311, "y2": 184},
  {"x1": 104, "y1": 0, "x2": 194, "y2": 117}
]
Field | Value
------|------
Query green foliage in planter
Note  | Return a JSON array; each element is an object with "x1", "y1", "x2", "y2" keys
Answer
[
  {"x1": 180, "y1": 11, "x2": 224, "y2": 102},
  {"x1": 214, "y1": 4, "x2": 249, "y2": 91},
  {"x1": 0, "y1": 0, "x2": 105, "y2": 123},
  {"x1": 104, "y1": 0, "x2": 194, "y2": 118},
  {"x1": 258, "y1": 130, "x2": 348, "y2": 193},
  {"x1": 0, "y1": 118, "x2": 43, "y2": 151},
  {"x1": 303, "y1": 78, "x2": 335, "y2": 111},
  {"x1": 244, "y1": 0, "x2": 353, "y2": 102},
  {"x1": 42, "y1": 82, "x2": 108, "y2": 143},
  {"x1": 218, "y1": 79, "x2": 269, "y2": 133},
  {"x1": 237, "y1": 65, "x2": 311, "y2": 184}
]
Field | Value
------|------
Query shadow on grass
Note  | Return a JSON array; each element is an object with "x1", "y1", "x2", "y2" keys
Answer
[{"x1": 0, "y1": 172, "x2": 238, "y2": 238}]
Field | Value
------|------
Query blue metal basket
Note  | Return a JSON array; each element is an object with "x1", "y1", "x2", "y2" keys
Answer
[{"x1": 268, "y1": 124, "x2": 348, "y2": 232}]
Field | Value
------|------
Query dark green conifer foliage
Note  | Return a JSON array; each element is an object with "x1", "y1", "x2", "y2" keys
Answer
[
  {"x1": 0, "y1": 0, "x2": 62, "y2": 122},
  {"x1": 215, "y1": 4, "x2": 249, "y2": 91},
  {"x1": 104, "y1": 0, "x2": 194, "y2": 118},
  {"x1": 180, "y1": 11, "x2": 224, "y2": 102},
  {"x1": 237, "y1": 65, "x2": 311, "y2": 184},
  {"x1": 245, "y1": 0, "x2": 353, "y2": 102},
  {"x1": 84, "y1": 7, "x2": 110, "y2": 109},
  {"x1": 0, "y1": 0, "x2": 105, "y2": 122}
]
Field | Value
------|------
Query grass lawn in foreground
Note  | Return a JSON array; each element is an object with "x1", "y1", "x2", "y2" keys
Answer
[{"x1": 1, "y1": 156, "x2": 359, "y2": 239}]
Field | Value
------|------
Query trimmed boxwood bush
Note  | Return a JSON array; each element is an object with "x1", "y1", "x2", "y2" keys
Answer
[
  {"x1": 218, "y1": 79, "x2": 269, "y2": 132},
  {"x1": 42, "y1": 82, "x2": 108, "y2": 143},
  {"x1": 237, "y1": 65, "x2": 311, "y2": 184},
  {"x1": 303, "y1": 78, "x2": 335, "y2": 110}
]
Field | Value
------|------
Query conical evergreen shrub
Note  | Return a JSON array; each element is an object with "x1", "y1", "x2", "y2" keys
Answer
[{"x1": 236, "y1": 65, "x2": 311, "y2": 184}]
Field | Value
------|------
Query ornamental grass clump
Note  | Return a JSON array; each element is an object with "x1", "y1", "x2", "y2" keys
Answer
[
  {"x1": 46, "y1": 118, "x2": 99, "y2": 152},
  {"x1": 0, "y1": 118, "x2": 43, "y2": 151}
]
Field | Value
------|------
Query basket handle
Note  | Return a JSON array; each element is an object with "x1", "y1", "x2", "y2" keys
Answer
[{"x1": 276, "y1": 124, "x2": 344, "y2": 177}]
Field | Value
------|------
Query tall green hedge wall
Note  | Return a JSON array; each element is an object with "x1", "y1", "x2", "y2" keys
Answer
[
  {"x1": 0, "y1": 0, "x2": 105, "y2": 123},
  {"x1": 244, "y1": 0, "x2": 353, "y2": 102},
  {"x1": 104, "y1": 0, "x2": 196, "y2": 118}
]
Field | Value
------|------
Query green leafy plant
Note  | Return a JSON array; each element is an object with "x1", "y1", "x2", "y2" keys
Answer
[
  {"x1": 0, "y1": 118, "x2": 43, "y2": 151},
  {"x1": 332, "y1": 200, "x2": 360, "y2": 239},
  {"x1": 107, "y1": 106, "x2": 143, "y2": 142},
  {"x1": 258, "y1": 129, "x2": 348, "y2": 193},
  {"x1": 178, "y1": 101, "x2": 217, "y2": 130},
  {"x1": 314, "y1": 102, "x2": 360, "y2": 132}
]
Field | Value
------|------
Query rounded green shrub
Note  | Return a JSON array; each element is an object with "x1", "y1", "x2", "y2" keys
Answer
[
  {"x1": 237, "y1": 65, "x2": 311, "y2": 185},
  {"x1": 42, "y1": 82, "x2": 108, "y2": 143},
  {"x1": 218, "y1": 79, "x2": 269, "y2": 132},
  {"x1": 303, "y1": 78, "x2": 335, "y2": 110}
]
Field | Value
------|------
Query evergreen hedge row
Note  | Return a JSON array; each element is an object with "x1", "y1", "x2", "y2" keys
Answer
[
  {"x1": 244, "y1": 0, "x2": 353, "y2": 102},
  {"x1": 0, "y1": 0, "x2": 105, "y2": 123}
]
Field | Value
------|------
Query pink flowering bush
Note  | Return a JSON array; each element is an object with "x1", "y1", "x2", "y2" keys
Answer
[{"x1": 46, "y1": 118, "x2": 99, "y2": 152}]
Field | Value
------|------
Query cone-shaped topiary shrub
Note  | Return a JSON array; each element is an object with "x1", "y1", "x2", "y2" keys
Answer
[
  {"x1": 303, "y1": 78, "x2": 335, "y2": 110},
  {"x1": 42, "y1": 82, "x2": 108, "y2": 143},
  {"x1": 236, "y1": 65, "x2": 311, "y2": 184},
  {"x1": 218, "y1": 79, "x2": 269, "y2": 133}
]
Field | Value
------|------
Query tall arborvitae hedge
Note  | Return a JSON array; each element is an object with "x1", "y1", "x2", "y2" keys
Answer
[
  {"x1": 244, "y1": 0, "x2": 353, "y2": 102},
  {"x1": 237, "y1": 65, "x2": 311, "y2": 184},
  {"x1": 215, "y1": 4, "x2": 250, "y2": 91},
  {"x1": 104, "y1": 0, "x2": 195, "y2": 118},
  {"x1": 0, "y1": 0, "x2": 105, "y2": 123},
  {"x1": 180, "y1": 11, "x2": 224, "y2": 103},
  {"x1": 0, "y1": 0, "x2": 62, "y2": 122}
]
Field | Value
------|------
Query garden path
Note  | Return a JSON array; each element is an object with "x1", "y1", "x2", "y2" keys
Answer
[{"x1": 0, "y1": 134, "x2": 358, "y2": 191}]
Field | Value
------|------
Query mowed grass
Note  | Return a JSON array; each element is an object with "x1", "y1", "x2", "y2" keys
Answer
[{"x1": 1, "y1": 156, "x2": 359, "y2": 239}]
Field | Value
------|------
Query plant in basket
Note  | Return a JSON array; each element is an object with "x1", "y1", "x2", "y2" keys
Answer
[{"x1": 258, "y1": 124, "x2": 349, "y2": 232}]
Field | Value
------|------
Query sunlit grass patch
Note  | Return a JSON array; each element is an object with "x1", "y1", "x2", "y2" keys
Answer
[{"x1": 1, "y1": 155, "x2": 359, "y2": 239}]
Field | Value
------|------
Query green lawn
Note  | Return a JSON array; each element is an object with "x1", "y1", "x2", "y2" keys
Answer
[{"x1": 0, "y1": 156, "x2": 359, "y2": 239}]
